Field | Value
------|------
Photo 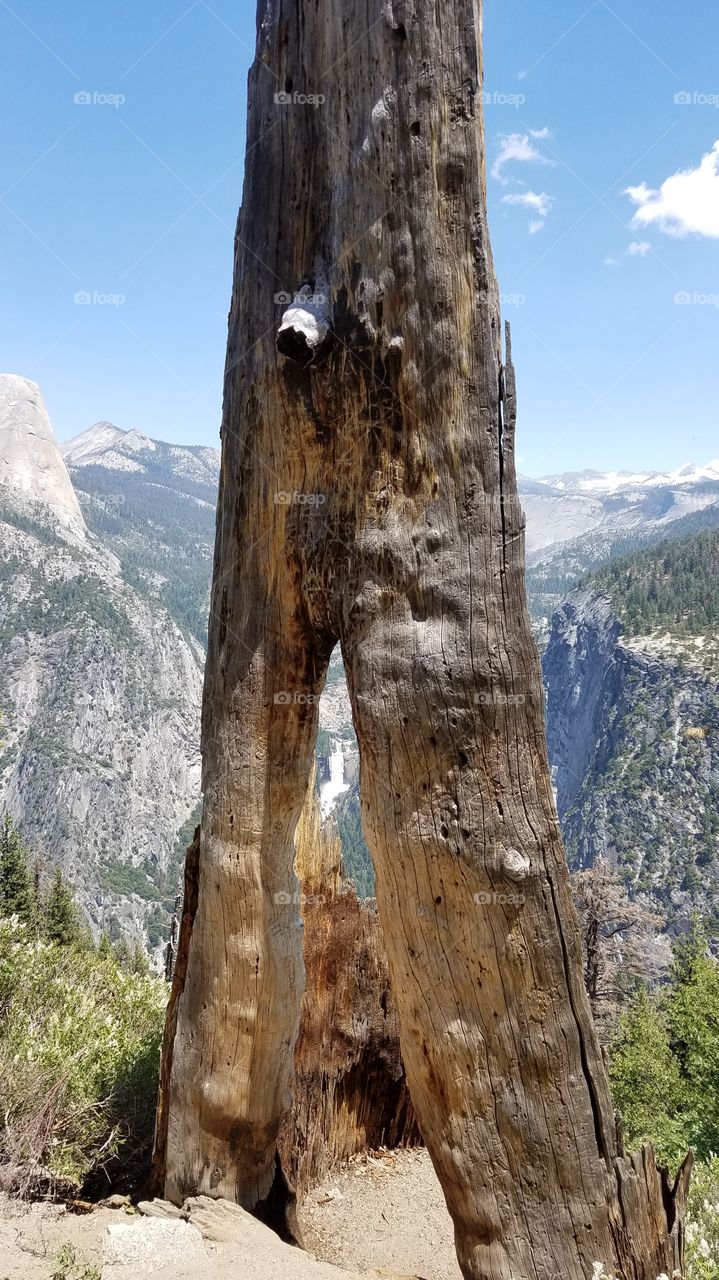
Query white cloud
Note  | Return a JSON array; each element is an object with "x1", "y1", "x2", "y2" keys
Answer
[
  {"x1": 502, "y1": 191, "x2": 553, "y2": 217},
  {"x1": 627, "y1": 240, "x2": 651, "y2": 256},
  {"x1": 604, "y1": 257, "x2": 620, "y2": 267},
  {"x1": 492, "y1": 130, "x2": 556, "y2": 183},
  {"x1": 502, "y1": 190, "x2": 553, "y2": 233},
  {"x1": 625, "y1": 140, "x2": 719, "y2": 238}
]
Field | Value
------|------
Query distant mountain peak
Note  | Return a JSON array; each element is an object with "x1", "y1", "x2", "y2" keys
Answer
[
  {"x1": 537, "y1": 461, "x2": 719, "y2": 495},
  {"x1": 61, "y1": 421, "x2": 220, "y2": 486},
  {"x1": 0, "y1": 373, "x2": 86, "y2": 540},
  {"x1": 61, "y1": 422, "x2": 157, "y2": 470}
]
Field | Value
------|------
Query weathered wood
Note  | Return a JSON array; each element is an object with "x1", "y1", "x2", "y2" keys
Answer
[
  {"x1": 153, "y1": 789, "x2": 418, "y2": 1213},
  {"x1": 152, "y1": 827, "x2": 200, "y2": 1201},
  {"x1": 278, "y1": 787, "x2": 419, "y2": 1194},
  {"x1": 157, "y1": 1, "x2": 689, "y2": 1275}
]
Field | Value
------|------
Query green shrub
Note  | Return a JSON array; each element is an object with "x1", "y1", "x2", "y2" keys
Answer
[
  {"x1": 0, "y1": 815, "x2": 34, "y2": 922},
  {"x1": 685, "y1": 1155, "x2": 719, "y2": 1280},
  {"x1": 609, "y1": 986, "x2": 690, "y2": 1169},
  {"x1": 0, "y1": 917, "x2": 166, "y2": 1191},
  {"x1": 50, "y1": 1242, "x2": 101, "y2": 1280},
  {"x1": 608, "y1": 925, "x2": 719, "y2": 1277}
]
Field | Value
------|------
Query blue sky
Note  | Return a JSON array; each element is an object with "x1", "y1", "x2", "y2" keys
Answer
[{"x1": 1, "y1": 0, "x2": 717, "y2": 476}]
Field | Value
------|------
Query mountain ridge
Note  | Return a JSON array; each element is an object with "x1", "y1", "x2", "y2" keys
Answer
[
  {"x1": 3, "y1": 379, "x2": 719, "y2": 946},
  {"x1": 544, "y1": 527, "x2": 719, "y2": 935},
  {"x1": 0, "y1": 386, "x2": 205, "y2": 953}
]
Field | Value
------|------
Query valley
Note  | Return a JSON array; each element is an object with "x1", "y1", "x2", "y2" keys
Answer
[{"x1": 2, "y1": 370, "x2": 718, "y2": 952}]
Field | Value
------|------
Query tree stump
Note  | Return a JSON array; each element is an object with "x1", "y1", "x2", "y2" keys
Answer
[{"x1": 154, "y1": 1, "x2": 690, "y2": 1275}]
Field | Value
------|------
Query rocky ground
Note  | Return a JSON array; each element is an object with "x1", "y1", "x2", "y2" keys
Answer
[{"x1": 0, "y1": 1150, "x2": 461, "y2": 1280}]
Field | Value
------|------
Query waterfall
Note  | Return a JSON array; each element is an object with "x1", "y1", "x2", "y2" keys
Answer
[{"x1": 320, "y1": 741, "x2": 349, "y2": 817}]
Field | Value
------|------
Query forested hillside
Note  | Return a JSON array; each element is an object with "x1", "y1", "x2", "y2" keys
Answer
[
  {"x1": 0, "y1": 390, "x2": 204, "y2": 955},
  {"x1": 63, "y1": 426, "x2": 219, "y2": 648},
  {"x1": 588, "y1": 525, "x2": 719, "y2": 647},
  {"x1": 527, "y1": 501, "x2": 719, "y2": 642},
  {"x1": 545, "y1": 528, "x2": 719, "y2": 938}
]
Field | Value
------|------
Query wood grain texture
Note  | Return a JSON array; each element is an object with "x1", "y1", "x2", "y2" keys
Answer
[
  {"x1": 278, "y1": 782, "x2": 419, "y2": 1194},
  {"x1": 154, "y1": 788, "x2": 419, "y2": 1214},
  {"x1": 158, "y1": 1, "x2": 688, "y2": 1274}
]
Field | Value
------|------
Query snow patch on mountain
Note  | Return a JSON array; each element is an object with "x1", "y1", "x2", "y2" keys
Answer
[
  {"x1": 539, "y1": 461, "x2": 719, "y2": 494},
  {"x1": 62, "y1": 422, "x2": 220, "y2": 489},
  {"x1": 61, "y1": 422, "x2": 157, "y2": 468}
]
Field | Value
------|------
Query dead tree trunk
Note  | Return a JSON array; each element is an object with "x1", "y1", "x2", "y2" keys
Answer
[
  {"x1": 277, "y1": 779, "x2": 419, "y2": 1194},
  {"x1": 153, "y1": 787, "x2": 418, "y2": 1214},
  {"x1": 156, "y1": 1, "x2": 690, "y2": 1275}
]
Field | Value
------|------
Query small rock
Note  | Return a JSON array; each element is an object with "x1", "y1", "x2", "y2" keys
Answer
[
  {"x1": 182, "y1": 1195, "x2": 267, "y2": 1244},
  {"x1": 104, "y1": 1217, "x2": 205, "y2": 1273},
  {"x1": 137, "y1": 1198, "x2": 185, "y2": 1220},
  {"x1": 316, "y1": 1187, "x2": 344, "y2": 1204},
  {"x1": 101, "y1": 1194, "x2": 132, "y2": 1210}
]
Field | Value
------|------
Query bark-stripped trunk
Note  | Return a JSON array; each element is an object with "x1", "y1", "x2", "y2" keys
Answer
[
  {"x1": 153, "y1": 790, "x2": 418, "y2": 1221},
  {"x1": 156, "y1": 2, "x2": 690, "y2": 1275},
  {"x1": 277, "y1": 781, "x2": 419, "y2": 1194}
]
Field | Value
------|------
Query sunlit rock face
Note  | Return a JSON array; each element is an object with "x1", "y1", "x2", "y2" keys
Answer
[
  {"x1": 0, "y1": 374, "x2": 86, "y2": 542},
  {"x1": 0, "y1": 377, "x2": 205, "y2": 956}
]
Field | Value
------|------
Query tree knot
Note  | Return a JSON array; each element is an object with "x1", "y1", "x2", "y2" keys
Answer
[
  {"x1": 499, "y1": 847, "x2": 531, "y2": 882},
  {"x1": 277, "y1": 284, "x2": 332, "y2": 366}
]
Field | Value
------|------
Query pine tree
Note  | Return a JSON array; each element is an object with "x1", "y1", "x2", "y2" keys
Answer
[
  {"x1": 609, "y1": 985, "x2": 690, "y2": 1168},
  {"x1": 0, "y1": 814, "x2": 34, "y2": 925},
  {"x1": 668, "y1": 924, "x2": 719, "y2": 1160},
  {"x1": 671, "y1": 911, "x2": 707, "y2": 986},
  {"x1": 113, "y1": 937, "x2": 132, "y2": 970},
  {"x1": 131, "y1": 944, "x2": 150, "y2": 976},
  {"x1": 98, "y1": 933, "x2": 113, "y2": 961},
  {"x1": 42, "y1": 868, "x2": 83, "y2": 947}
]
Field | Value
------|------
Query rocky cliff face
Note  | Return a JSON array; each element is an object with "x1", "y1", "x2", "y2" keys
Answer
[
  {"x1": 61, "y1": 423, "x2": 219, "y2": 647},
  {"x1": 0, "y1": 376, "x2": 86, "y2": 541},
  {"x1": 544, "y1": 586, "x2": 719, "y2": 931},
  {"x1": 0, "y1": 378, "x2": 204, "y2": 952},
  {"x1": 5, "y1": 375, "x2": 718, "y2": 960}
]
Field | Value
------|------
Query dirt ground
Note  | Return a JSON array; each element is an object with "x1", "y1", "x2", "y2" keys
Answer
[
  {"x1": 0, "y1": 1195, "x2": 111, "y2": 1278},
  {"x1": 0, "y1": 1150, "x2": 461, "y2": 1280},
  {"x1": 299, "y1": 1149, "x2": 462, "y2": 1280}
]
